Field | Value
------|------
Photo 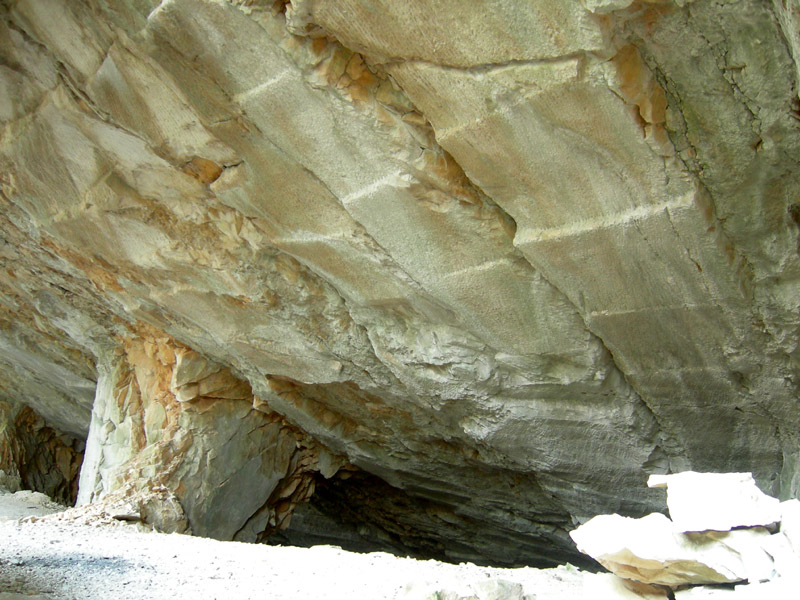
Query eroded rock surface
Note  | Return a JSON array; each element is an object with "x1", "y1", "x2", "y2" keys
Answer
[
  {"x1": 0, "y1": 0, "x2": 799, "y2": 566},
  {"x1": 75, "y1": 327, "x2": 345, "y2": 539}
]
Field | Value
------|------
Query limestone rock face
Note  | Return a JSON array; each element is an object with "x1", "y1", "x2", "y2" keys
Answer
[
  {"x1": 0, "y1": 0, "x2": 799, "y2": 566},
  {"x1": 76, "y1": 327, "x2": 345, "y2": 539}
]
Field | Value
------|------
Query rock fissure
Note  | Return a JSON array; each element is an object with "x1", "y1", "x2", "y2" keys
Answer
[
  {"x1": 635, "y1": 56, "x2": 768, "y2": 321},
  {"x1": 380, "y1": 53, "x2": 591, "y2": 75},
  {"x1": 627, "y1": 6, "x2": 800, "y2": 487}
]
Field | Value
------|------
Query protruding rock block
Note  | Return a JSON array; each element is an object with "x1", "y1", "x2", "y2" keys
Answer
[
  {"x1": 170, "y1": 348, "x2": 251, "y2": 403},
  {"x1": 573, "y1": 472, "x2": 800, "y2": 594},
  {"x1": 570, "y1": 512, "x2": 757, "y2": 586},
  {"x1": 77, "y1": 330, "x2": 346, "y2": 541},
  {"x1": 647, "y1": 472, "x2": 782, "y2": 532}
]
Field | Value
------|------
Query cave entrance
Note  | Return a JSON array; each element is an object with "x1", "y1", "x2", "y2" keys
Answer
[
  {"x1": 266, "y1": 467, "x2": 591, "y2": 570},
  {"x1": 266, "y1": 469, "x2": 478, "y2": 563}
]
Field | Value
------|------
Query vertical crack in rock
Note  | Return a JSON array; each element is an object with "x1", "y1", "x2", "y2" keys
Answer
[{"x1": 617, "y1": 0, "x2": 800, "y2": 494}]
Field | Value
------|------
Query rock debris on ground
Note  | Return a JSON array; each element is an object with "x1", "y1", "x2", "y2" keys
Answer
[
  {"x1": 5, "y1": 472, "x2": 799, "y2": 599},
  {"x1": 1, "y1": 488, "x2": 592, "y2": 600}
]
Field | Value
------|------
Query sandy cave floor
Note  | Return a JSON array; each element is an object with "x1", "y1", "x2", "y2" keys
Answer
[{"x1": 0, "y1": 490, "x2": 592, "y2": 600}]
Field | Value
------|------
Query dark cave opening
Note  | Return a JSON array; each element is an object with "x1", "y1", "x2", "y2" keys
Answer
[
  {"x1": 0, "y1": 403, "x2": 83, "y2": 506},
  {"x1": 266, "y1": 468, "x2": 594, "y2": 570},
  {"x1": 268, "y1": 470, "x2": 464, "y2": 561}
]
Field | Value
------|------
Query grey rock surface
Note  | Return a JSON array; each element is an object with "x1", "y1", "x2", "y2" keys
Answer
[{"x1": 0, "y1": 0, "x2": 799, "y2": 566}]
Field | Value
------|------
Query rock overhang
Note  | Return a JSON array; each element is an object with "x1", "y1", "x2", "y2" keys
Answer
[{"x1": 0, "y1": 0, "x2": 799, "y2": 567}]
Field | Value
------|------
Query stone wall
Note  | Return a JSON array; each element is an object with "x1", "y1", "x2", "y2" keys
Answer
[{"x1": 77, "y1": 327, "x2": 345, "y2": 539}]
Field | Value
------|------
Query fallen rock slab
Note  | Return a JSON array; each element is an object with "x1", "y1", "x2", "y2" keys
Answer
[
  {"x1": 570, "y1": 512, "x2": 767, "y2": 587},
  {"x1": 647, "y1": 472, "x2": 781, "y2": 533},
  {"x1": 686, "y1": 527, "x2": 776, "y2": 584}
]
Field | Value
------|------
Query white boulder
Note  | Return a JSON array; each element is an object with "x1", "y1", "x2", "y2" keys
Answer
[
  {"x1": 569, "y1": 512, "x2": 774, "y2": 587},
  {"x1": 647, "y1": 472, "x2": 781, "y2": 533}
]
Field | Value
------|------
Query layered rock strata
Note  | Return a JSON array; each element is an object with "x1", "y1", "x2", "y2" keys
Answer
[{"x1": 0, "y1": 0, "x2": 799, "y2": 566}]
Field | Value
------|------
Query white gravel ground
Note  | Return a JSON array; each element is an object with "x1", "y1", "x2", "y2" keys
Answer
[
  {"x1": 0, "y1": 491, "x2": 66, "y2": 523},
  {"x1": 0, "y1": 490, "x2": 600, "y2": 600}
]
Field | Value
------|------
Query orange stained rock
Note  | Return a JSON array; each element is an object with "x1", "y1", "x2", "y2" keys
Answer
[
  {"x1": 613, "y1": 45, "x2": 666, "y2": 127},
  {"x1": 181, "y1": 157, "x2": 224, "y2": 185}
]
